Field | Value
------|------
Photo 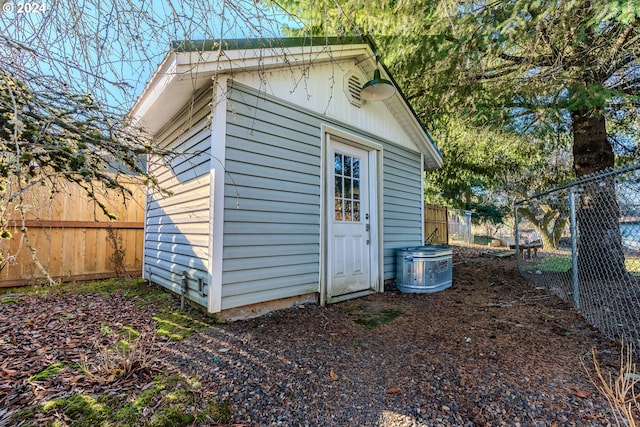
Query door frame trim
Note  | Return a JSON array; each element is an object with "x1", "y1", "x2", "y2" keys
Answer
[{"x1": 319, "y1": 124, "x2": 383, "y2": 306}]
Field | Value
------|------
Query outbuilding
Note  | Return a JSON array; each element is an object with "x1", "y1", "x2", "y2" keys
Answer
[{"x1": 129, "y1": 36, "x2": 443, "y2": 319}]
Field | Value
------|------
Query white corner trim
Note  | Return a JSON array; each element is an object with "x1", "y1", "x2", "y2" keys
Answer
[
  {"x1": 369, "y1": 148, "x2": 383, "y2": 293},
  {"x1": 208, "y1": 76, "x2": 228, "y2": 314},
  {"x1": 421, "y1": 153, "x2": 425, "y2": 244}
]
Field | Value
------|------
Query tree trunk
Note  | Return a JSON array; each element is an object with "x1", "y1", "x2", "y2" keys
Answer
[
  {"x1": 517, "y1": 205, "x2": 568, "y2": 250},
  {"x1": 572, "y1": 109, "x2": 613, "y2": 177},
  {"x1": 572, "y1": 109, "x2": 626, "y2": 278}
]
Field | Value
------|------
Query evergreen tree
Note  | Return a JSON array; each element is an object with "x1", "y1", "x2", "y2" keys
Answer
[{"x1": 281, "y1": 0, "x2": 640, "y2": 272}]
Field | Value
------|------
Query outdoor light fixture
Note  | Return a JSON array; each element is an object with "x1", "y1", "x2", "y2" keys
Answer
[{"x1": 360, "y1": 55, "x2": 396, "y2": 101}]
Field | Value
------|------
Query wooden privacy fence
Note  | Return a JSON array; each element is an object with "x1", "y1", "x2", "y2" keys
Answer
[
  {"x1": 0, "y1": 179, "x2": 145, "y2": 287},
  {"x1": 424, "y1": 204, "x2": 449, "y2": 245}
]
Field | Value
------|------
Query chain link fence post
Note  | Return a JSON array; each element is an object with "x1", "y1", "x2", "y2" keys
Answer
[
  {"x1": 514, "y1": 201, "x2": 521, "y2": 272},
  {"x1": 569, "y1": 185, "x2": 579, "y2": 310}
]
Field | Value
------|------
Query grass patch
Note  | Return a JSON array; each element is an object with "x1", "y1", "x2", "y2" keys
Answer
[
  {"x1": 528, "y1": 255, "x2": 640, "y2": 275},
  {"x1": 0, "y1": 284, "x2": 46, "y2": 297},
  {"x1": 353, "y1": 340, "x2": 369, "y2": 349},
  {"x1": 0, "y1": 278, "x2": 214, "y2": 342},
  {"x1": 116, "y1": 339, "x2": 132, "y2": 352},
  {"x1": 28, "y1": 362, "x2": 65, "y2": 382},
  {"x1": 474, "y1": 235, "x2": 493, "y2": 245},
  {"x1": 345, "y1": 303, "x2": 403, "y2": 330},
  {"x1": 114, "y1": 326, "x2": 142, "y2": 351},
  {"x1": 528, "y1": 255, "x2": 572, "y2": 272}
]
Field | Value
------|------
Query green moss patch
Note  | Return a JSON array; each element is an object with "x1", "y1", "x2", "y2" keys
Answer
[
  {"x1": 39, "y1": 374, "x2": 228, "y2": 427},
  {"x1": 345, "y1": 303, "x2": 403, "y2": 330},
  {"x1": 0, "y1": 277, "x2": 151, "y2": 299},
  {"x1": 2, "y1": 278, "x2": 226, "y2": 426},
  {"x1": 199, "y1": 399, "x2": 233, "y2": 424},
  {"x1": 122, "y1": 325, "x2": 141, "y2": 339},
  {"x1": 28, "y1": 362, "x2": 65, "y2": 382},
  {"x1": 153, "y1": 309, "x2": 210, "y2": 341},
  {"x1": 114, "y1": 378, "x2": 173, "y2": 424},
  {"x1": 146, "y1": 406, "x2": 195, "y2": 427},
  {"x1": 43, "y1": 394, "x2": 111, "y2": 426}
]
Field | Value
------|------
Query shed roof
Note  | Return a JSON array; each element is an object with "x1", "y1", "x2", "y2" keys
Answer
[{"x1": 129, "y1": 35, "x2": 442, "y2": 169}]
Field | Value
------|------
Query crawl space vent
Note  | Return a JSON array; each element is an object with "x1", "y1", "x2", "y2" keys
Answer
[{"x1": 344, "y1": 73, "x2": 363, "y2": 107}]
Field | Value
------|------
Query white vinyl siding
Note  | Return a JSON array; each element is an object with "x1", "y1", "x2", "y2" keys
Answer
[{"x1": 144, "y1": 86, "x2": 212, "y2": 307}]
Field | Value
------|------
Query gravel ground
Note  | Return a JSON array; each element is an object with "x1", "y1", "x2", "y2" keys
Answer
[
  {"x1": 160, "y1": 246, "x2": 622, "y2": 426},
  {"x1": 0, "y1": 245, "x2": 627, "y2": 426}
]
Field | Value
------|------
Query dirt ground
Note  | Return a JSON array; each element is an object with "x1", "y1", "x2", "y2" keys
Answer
[{"x1": 0, "y1": 245, "x2": 631, "y2": 426}]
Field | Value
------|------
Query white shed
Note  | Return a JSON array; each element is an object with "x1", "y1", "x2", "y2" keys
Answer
[{"x1": 129, "y1": 36, "x2": 443, "y2": 319}]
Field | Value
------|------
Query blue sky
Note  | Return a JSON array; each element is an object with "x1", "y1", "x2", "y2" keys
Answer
[{"x1": 0, "y1": 0, "x2": 297, "y2": 113}]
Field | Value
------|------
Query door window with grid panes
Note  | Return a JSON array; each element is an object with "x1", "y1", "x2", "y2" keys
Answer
[{"x1": 334, "y1": 153, "x2": 361, "y2": 222}]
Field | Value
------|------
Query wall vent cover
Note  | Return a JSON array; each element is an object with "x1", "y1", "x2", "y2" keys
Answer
[{"x1": 344, "y1": 73, "x2": 363, "y2": 107}]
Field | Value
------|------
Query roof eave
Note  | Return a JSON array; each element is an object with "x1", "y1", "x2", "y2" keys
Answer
[{"x1": 128, "y1": 52, "x2": 178, "y2": 128}]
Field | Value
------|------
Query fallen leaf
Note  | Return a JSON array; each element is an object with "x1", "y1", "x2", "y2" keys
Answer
[
  {"x1": 386, "y1": 387, "x2": 401, "y2": 394},
  {"x1": 69, "y1": 375, "x2": 84, "y2": 385},
  {"x1": 329, "y1": 369, "x2": 337, "y2": 381},
  {"x1": 1, "y1": 368, "x2": 17, "y2": 377},
  {"x1": 571, "y1": 389, "x2": 589, "y2": 398}
]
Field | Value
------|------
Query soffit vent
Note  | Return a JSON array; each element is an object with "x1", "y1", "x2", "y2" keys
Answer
[{"x1": 344, "y1": 72, "x2": 363, "y2": 107}]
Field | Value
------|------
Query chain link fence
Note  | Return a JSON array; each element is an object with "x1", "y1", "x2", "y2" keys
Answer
[{"x1": 515, "y1": 164, "x2": 640, "y2": 348}]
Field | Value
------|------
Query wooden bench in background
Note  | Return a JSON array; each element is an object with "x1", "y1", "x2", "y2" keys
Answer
[{"x1": 509, "y1": 242, "x2": 543, "y2": 260}]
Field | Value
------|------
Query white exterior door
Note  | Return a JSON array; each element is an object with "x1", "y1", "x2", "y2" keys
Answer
[{"x1": 327, "y1": 138, "x2": 374, "y2": 301}]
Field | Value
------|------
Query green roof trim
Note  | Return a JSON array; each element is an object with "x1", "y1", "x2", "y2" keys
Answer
[{"x1": 170, "y1": 36, "x2": 373, "y2": 53}]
